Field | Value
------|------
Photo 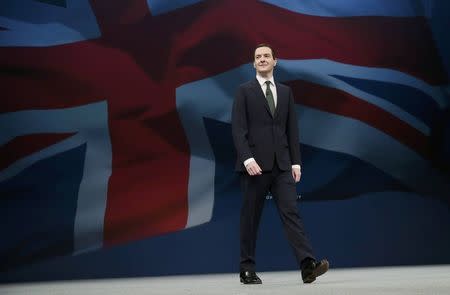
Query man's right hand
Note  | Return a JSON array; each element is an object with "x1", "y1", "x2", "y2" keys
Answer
[{"x1": 245, "y1": 160, "x2": 262, "y2": 176}]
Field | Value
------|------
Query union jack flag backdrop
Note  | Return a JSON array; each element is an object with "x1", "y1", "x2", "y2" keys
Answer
[{"x1": 1, "y1": 0, "x2": 449, "y2": 276}]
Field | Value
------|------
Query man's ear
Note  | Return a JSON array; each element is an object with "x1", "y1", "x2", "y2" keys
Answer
[{"x1": 253, "y1": 62, "x2": 256, "y2": 68}]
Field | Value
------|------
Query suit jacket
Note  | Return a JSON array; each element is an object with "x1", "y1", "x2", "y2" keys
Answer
[{"x1": 231, "y1": 79, "x2": 301, "y2": 172}]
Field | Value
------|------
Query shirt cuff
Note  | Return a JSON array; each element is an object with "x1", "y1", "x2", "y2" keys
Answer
[
  {"x1": 244, "y1": 158, "x2": 256, "y2": 167},
  {"x1": 292, "y1": 165, "x2": 301, "y2": 170}
]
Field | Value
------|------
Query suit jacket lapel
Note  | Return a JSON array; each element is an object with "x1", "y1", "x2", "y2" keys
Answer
[
  {"x1": 250, "y1": 79, "x2": 273, "y2": 117},
  {"x1": 273, "y1": 81, "x2": 285, "y2": 119}
]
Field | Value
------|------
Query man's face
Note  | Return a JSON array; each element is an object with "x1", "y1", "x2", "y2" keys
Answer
[{"x1": 254, "y1": 46, "x2": 277, "y2": 75}]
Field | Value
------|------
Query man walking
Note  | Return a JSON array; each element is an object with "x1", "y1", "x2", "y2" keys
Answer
[{"x1": 231, "y1": 44, "x2": 329, "y2": 284}]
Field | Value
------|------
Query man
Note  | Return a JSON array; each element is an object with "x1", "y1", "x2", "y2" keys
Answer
[{"x1": 231, "y1": 44, "x2": 329, "y2": 284}]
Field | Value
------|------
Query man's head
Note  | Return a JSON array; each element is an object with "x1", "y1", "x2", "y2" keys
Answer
[{"x1": 253, "y1": 43, "x2": 277, "y2": 77}]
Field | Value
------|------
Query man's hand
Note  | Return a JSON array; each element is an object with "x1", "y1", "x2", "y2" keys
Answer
[
  {"x1": 245, "y1": 161, "x2": 262, "y2": 176},
  {"x1": 292, "y1": 167, "x2": 301, "y2": 183}
]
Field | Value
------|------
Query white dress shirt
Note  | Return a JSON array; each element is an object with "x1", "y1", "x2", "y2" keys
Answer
[{"x1": 256, "y1": 74, "x2": 277, "y2": 107}]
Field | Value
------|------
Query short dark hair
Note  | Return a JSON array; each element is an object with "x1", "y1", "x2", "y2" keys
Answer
[{"x1": 254, "y1": 43, "x2": 276, "y2": 59}]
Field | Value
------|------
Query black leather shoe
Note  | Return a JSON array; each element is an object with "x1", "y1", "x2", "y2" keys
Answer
[
  {"x1": 301, "y1": 259, "x2": 329, "y2": 284},
  {"x1": 240, "y1": 271, "x2": 262, "y2": 284}
]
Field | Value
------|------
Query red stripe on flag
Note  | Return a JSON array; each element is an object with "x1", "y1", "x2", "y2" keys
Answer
[
  {"x1": 286, "y1": 80, "x2": 430, "y2": 158},
  {"x1": 160, "y1": 0, "x2": 446, "y2": 86},
  {"x1": 104, "y1": 110, "x2": 190, "y2": 246}
]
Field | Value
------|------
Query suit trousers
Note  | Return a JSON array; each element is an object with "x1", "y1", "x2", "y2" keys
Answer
[{"x1": 239, "y1": 161, "x2": 315, "y2": 271}]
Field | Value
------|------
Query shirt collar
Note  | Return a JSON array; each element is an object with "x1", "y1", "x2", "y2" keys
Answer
[{"x1": 256, "y1": 74, "x2": 275, "y2": 87}]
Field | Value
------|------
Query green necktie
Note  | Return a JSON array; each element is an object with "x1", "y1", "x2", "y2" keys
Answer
[{"x1": 265, "y1": 81, "x2": 275, "y2": 115}]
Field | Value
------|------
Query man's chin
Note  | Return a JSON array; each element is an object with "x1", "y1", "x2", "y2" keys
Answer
[{"x1": 257, "y1": 68, "x2": 272, "y2": 74}]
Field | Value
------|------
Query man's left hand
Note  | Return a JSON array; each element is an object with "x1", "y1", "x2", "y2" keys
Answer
[{"x1": 292, "y1": 167, "x2": 301, "y2": 183}]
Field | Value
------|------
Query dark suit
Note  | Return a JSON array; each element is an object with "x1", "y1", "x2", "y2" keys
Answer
[{"x1": 232, "y1": 79, "x2": 315, "y2": 272}]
